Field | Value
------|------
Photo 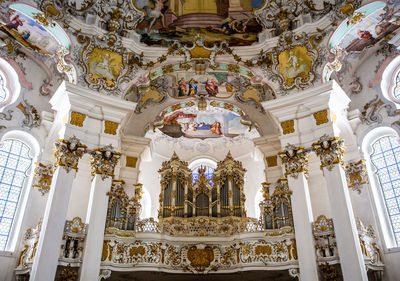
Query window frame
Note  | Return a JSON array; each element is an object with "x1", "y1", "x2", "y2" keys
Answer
[
  {"x1": 363, "y1": 126, "x2": 400, "y2": 250},
  {"x1": 0, "y1": 130, "x2": 40, "y2": 254}
]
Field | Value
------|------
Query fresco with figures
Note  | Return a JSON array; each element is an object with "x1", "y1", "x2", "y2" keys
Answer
[
  {"x1": 330, "y1": 2, "x2": 400, "y2": 53},
  {"x1": 134, "y1": 0, "x2": 265, "y2": 46},
  {"x1": 0, "y1": 4, "x2": 70, "y2": 56},
  {"x1": 159, "y1": 72, "x2": 236, "y2": 99},
  {"x1": 157, "y1": 106, "x2": 251, "y2": 139}
]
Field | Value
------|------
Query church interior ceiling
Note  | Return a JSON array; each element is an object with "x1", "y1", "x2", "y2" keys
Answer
[{"x1": 0, "y1": 0, "x2": 399, "y2": 136}]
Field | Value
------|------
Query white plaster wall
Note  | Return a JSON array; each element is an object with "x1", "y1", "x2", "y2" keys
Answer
[{"x1": 0, "y1": 254, "x2": 17, "y2": 281}]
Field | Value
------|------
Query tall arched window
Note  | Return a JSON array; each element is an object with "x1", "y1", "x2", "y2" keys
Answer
[
  {"x1": 0, "y1": 139, "x2": 33, "y2": 251},
  {"x1": 370, "y1": 135, "x2": 400, "y2": 245},
  {"x1": 363, "y1": 127, "x2": 400, "y2": 248}
]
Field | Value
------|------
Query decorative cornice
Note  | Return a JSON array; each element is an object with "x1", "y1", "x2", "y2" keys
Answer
[
  {"x1": 32, "y1": 163, "x2": 54, "y2": 195},
  {"x1": 278, "y1": 144, "x2": 310, "y2": 178},
  {"x1": 345, "y1": 160, "x2": 368, "y2": 193},
  {"x1": 90, "y1": 145, "x2": 121, "y2": 180},
  {"x1": 312, "y1": 135, "x2": 345, "y2": 171},
  {"x1": 53, "y1": 136, "x2": 87, "y2": 173}
]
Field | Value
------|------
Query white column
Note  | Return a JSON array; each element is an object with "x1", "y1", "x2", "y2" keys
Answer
[
  {"x1": 314, "y1": 136, "x2": 368, "y2": 281},
  {"x1": 324, "y1": 165, "x2": 368, "y2": 281},
  {"x1": 279, "y1": 145, "x2": 319, "y2": 281},
  {"x1": 79, "y1": 175, "x2": 112, "y2": 281},
  {"x1": 79, "y1": 145, "x2": 121, "y2": 281},
  {"x1": 30, "y1": 138, "x2": 86, "y2": 281},
  {"x1": 29, "y1": 167, "x2": 75, "y2": 281},
  {"x1": 288, "y1": 175, "x2": 319, "y2": 281}
]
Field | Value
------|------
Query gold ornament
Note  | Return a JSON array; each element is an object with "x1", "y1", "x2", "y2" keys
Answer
[
  {"x1": 278, "y1": 144, "x2": 310, "y2": 178},
  {"x1": 53, "y1": 136, "x2": 87, "y2": 173},
  {"x1": 90, "y1": 145, "x2": 121, "y2": 180},
  {"x1": 312, "y1": 135, "x2": 346, "y2": 171}
]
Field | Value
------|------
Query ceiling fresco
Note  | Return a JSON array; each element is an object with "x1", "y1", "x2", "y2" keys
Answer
[
  {"x1": 0, "y1": 3, "x2": 76, "y2": 83},
  {"x1": 329, "y1": 2, "x2": 400, "y2": 53},
  {"x1": 152, "y1": 101, "x2": 255, "y2": 139},
  {"x1": 134, "y1": 0, "x2": 265, "y2": 47}
]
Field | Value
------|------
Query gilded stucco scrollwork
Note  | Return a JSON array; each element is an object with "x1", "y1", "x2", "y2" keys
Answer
[
  {"x1": 312, "y1": 135, "x2": 345, "y2": 171},
  {"x1": 253, "y1": 0, "x2": 335, "y2": 36},
  {"x1": 77, "y1": 33, "x2": 139, "y2": 94},
  {"x1": 345, "y1": 160, "x2": 368, "y2": 193},
  {"x1": 100, "y1": 236, "x2": 298, "y2": 273},
  {"x1": 90, "y1": 145, "x2": 121, "y2": 180},
  {"x1": 53, "y1": 136, "x2": 87, "y2": 173},
  {"x1": 15, "y1": 220, "x2": 42, "y2": 272},
  {"x1": 265, "y1": 31, "x2": 325, "y2": 92},
  {"x1": 278, "y1": 144, "x2": 310, "y2": 178},
  {"x1": 32, "y1": 163, "x2": 54, "y2": 195},
  {"x1": 16, "y1": 101, "x2": 41, "y2": 128}
]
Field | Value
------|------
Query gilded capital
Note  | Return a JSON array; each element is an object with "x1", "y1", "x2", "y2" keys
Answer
[
  {"x1": 312, "y1": 135, "x2": 345, "y2": 171},
  {"x1": 32, "y1": 163, "x2": 54, "y2": 195},
  {"x1": 278, "y1": 144, "x2": 310, "y2": 178},
  {"x1": 53, "y1": 136, "x2": 87, "y2": 173},
  {"x1": 90, "y1": 144, "x2": 121, "y2": 180}
]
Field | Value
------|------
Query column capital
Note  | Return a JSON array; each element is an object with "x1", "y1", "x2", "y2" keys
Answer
[
  {"x1": 53, "y1": 136, "x2": 87, "y2": 173},
  {"x1": 278, "y1": 144, "x2": 310, "y2": 178},
  {"x1": 90, "y1": 144, "x2": 121, "y2": 180},
  {"x1": 312, "y1": 134, "x2": 345, "y2": 171}
]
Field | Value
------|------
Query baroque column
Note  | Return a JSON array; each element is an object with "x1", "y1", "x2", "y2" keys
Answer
[
  {"x1": 79, "y1": 145, "x2": 121, "y2": 281},
  {"x1": 30, "y1": 137, "x2": 86, "y2": 281},
  {"x1": 313, "y1": 135, "x2": 368, "y2": 281},
  {"x1": 278, "y1": 144, "x2": 319, "y2": 281}
]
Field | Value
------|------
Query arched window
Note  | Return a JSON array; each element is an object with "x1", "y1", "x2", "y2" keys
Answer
[
  {"x1": 363, "y1": 127, "x2": 400, "y2": 248},
  {"x1": 370, "y1": 135, "x2": 400, "y2": 245},
  {"x1": 0, "y1": 139, "x2": 33, "y2": 251}
]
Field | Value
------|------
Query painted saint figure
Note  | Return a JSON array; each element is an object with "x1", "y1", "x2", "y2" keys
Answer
[
  {"x1": 6, "y1": 14, "x2": 24, "y2": 30},
  {"x1": 178, "y1": 78, "x2": 187, "y2": 97},
  {"x1": 210, "y1": 121, "x2": 222, "y2": 135},
  {"x1": 188, "y1": 79, "x2": 198, "y2": 96},
  {"x1": 144, "y1": 0, "x2": 168, "y2": 32},
  {"x1": 205, "y1": 77, "x2": 218, "y2": 96}
]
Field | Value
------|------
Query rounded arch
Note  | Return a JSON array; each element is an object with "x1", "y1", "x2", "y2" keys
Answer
[
  {"x1": 0, "y1": 129, "x2": 41, "y2": 251},
  {"x1": 1, "y1": 129, "x2": 41, "y2": 159},
  {"x1": 362, "y1": 126, "x2": 400, "y2": 248},
  {"x1": 0, "y1": 58, "x2": 21, "y2": 108},
  {"x1": 381, "y1": 55, "x2": 400, "y2": 108}
]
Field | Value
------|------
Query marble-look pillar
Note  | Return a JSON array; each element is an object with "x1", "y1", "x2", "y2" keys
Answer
[
  {"x1": 313, "y1": 135, "x2": 368, "y2": 281},
  {"x1": 79, "y1": 145, "x2": 121, "y2": 281},
  {"x1": 29, "y1": 137, "x2": 86, "y2": 281},
  {"x1": 279, "y1": 144, "x2": 319, "y2": 281}
]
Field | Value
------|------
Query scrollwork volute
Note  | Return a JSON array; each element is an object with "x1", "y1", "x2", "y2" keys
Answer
[
  {"x1": 278, "y1": 144, "x2": 310, "y2": 178},
  {"x1": 32, "y1": 163, "x2": 54, "y2": 195},
  {"x1": 312, "y1": 135, "x2": 346, "y2": 171},
  {"x1": 90, "y1": 145, "x2": 121, "y2": 180},
  {"x1": 53, "y1": 136, "x2": 87, "y2": 173}
]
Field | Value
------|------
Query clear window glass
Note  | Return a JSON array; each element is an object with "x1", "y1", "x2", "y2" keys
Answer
[
  {"x1": 0, "y1": 139, "x2": 32, "y2": 251},
  {"x1": 370, "y1": 135, "x2": 400, "y2": 246}
]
